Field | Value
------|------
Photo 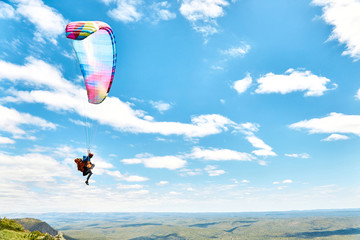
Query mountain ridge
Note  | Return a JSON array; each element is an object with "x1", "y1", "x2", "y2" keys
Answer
[{"x1": 0, "y1": 217, "x2": 76, "y2": 240}]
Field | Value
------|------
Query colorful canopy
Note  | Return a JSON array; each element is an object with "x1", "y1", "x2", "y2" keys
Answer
[{"x1": 66, "y1": 21, "x2": 116, "y2": 104}]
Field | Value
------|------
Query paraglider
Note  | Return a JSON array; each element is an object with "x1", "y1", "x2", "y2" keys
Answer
[
  {"x1": 75, "y1": 152, "x2": 95, "y2": 185},
  {"x1": 66, "y1": 21, "x2": 116, "y2": 184},
  {"x1": 66, "y1": 21, "x2": 116, "y2": 104}
]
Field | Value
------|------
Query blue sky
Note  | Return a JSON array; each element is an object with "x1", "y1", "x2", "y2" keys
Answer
[{"x1": 0, "y1": 0, "x2": 360, "y2": 213}]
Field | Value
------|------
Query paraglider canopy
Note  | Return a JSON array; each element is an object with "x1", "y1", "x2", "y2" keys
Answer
[{"x1": 66, "y1": 21, "x2": 116, "y2": 104}]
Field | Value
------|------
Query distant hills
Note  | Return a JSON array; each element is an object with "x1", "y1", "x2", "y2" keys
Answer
[{"x1": 1, "y1": 210, "x2": 359, "y2": 239}]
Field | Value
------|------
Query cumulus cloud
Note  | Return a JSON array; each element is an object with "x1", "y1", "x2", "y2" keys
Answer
[
  {"x1": 189, "y1": 146, "x2": 254, "y2": 161},
  {"x1": 282, "y1": 179, "x2": 293, "y2": 184},
  {"x1": 0, "y1": 2, "x2": 17, "y2": 19},
  {"x1": 117, "y1": 183, "x2": 144, "y2": 189},
  {"x1": 0, "y1": 149, "x2": 152, "y2": 212},
  {"x1": 246, "y1": 134, "x2": 276, "y2": 157},
  {"x1": 157, "y1": 181, "x2": 168, "y2": 186},
  {"x1": 285, "y1": 153, "x2": 310, "y2": 159},
  {"x1": 0, "y1": 136, "x2": 15, "y2": 144},
  {"x1": 221, "y1": 43, "x2": 251, "y2": 58},
  {"x1": 0, "y1": 152, "x2": 72, "y2": 183},
  {"x1": 101, "y1": 0, "x2": 176, "y2": 24},
  {"x1": 149, "y1": 1, "x2": 176, "y2": 23},
  {"x1": 233, "y1": 73, "x2": 252, "y2": 94},
  {"x1": 104, "y1": 169, "x2": 149, "y2": 182},
  {"x1": 273, "y1": 179, "x2": 292, "y2": 184},
  {"x1": 0, "y1": 57, "x2": 251, "y2": 139},
  {"x1": 150, "y1": 100, "x2": 172, "y2": 113},
  {"x1": 179, "y1": 168, "x2": 202, "y2": 176},
  {"x1": 204, "y1": 165, "x2": 225, "y2": 176},
  {"x1": 69, "y1": 119, "x2": 90, "y2": 127},
  {"x1": 101, "y1": 0, "x2": 142, "y2": 23},
  {"x1": 121, "y1": 153, "x2": 187, "y2": 170},
  {"x1": 0, "y1": 57, "x2": 74, "y2": 92},
  {"x1": 180, "y1": 0, "x2": 229, "y2": 21},
  {"x1": 8, "y1": 0, "x2": 67, "y2": 44},
  {"x1": 356, "y1": 88, "x2": 360, "y2": 99},
  {"x1": 179, "y1": 0, "x2": 230, "y2": 38},
  {"x1": 289, "y1": 112, "x2": 360, "y2": 136},
  {"x1": 255, "y1": 69, "x2": 336, "y2": 96},
  {"x1": 322, "y1": 133, "x2": 349, "y2": 141},
  {"x1": 0, "y1": 104, "x2": 56, "y2": 140},
  {"x1": 312, "y1": 0, "x2": 360, "y2": 60}
]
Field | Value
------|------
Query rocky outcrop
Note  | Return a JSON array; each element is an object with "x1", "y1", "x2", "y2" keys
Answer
[{"x1": 15, "y1": 218, "x2": 58, "y2": 236}]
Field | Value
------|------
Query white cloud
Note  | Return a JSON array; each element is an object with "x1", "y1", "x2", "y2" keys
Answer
[
  {"x1": 241, "y1": 179, "x2": 249, "y2": 183},
  {"x1": 103, "y1": 0, "x2": 142, "y2": 23},
  {"x1": 123, "y1": 175, "x2": 149, "y2": 182},
  {"x1": 10, "y1": 0, "x2": 67, "y2": 44},
  {"x1": 102, "y1": 0, "x2": 175, "y2": 24},
  {"x1": 150, "y1": 100, "x2": 172, "y2": 113},
  {"x1": 212, "y1": 65, "x2": 224, "y2": 70},
  {"x1": 255, "y1": 68, "x2": 336, "y2": 96},
  {"x1": 246, "y1": 136, "x2": 268, "y2": 150},
  {"x1": 122, "y1": 154, "x2": 187, "y2": 170},
  {"x1": 233, "y1": 73, "x2": 252, "y2": 94},
  {"x1": 257, "y1": 159, "x2": 268, "y2": 166},
  {"x1": 273, "y1": 179, "x2": 292, "y2": 185},
  {"x1": 246, "y1": 134, "x2": 276, "y2": 157},
  {"x1": 0, "y1": 2, "x2": 17, "y2": 19},
  {"x1": 179, "y1": 168, "x2": 202, "y2": 176},
  {"x1": 127, "y1": 189, "x2": 150, "y2": 195},
  {"x1": 240, "y1": 122, "x2": 259, "y2": 133},
  {"x1": 0, "y1": 136, "x2": 15, "y2": 144},
  {"x1": 149, "y1": 1, "x2": 176, "y2": 23},
  {"x1": 322, "y1": 133, "x2": 350, "y2": 141},
  {"x1": 0, "y1": 57, "x2": 75, "y2": 92},
  {"x1": 0, "y1": 152, "x2": 72, "y2": 183},
  {"x1": 189, "y1": 146, "x2": 254, "y2": 161},
  {"x1": 221, "y1": 43, "x2": 251, "y2": 58},
  {"x1": 180, "y1": 0, "x2": 229, "y2": 21},
  {"x1": 289, "y1": 112, "x2": 360, "y2": 136},
  {"x1": 69, "y1": 118, "x2": 90, "y2": 127},
  {"x1": 61, "y1": 50, "x2": 76, "y2": 60},
  {"x1": 157, "y1": 181, "x2": 168, "y2": 186},
  {"x1": 117, "y1": 183, "x2": 144, "y2": 189},
  {"x1": 1, "y1": 58, "x2": 274, "y2": 167},
  {"x1": 0, "y1": 57, "x2": 251, "y2": 139},
  {"x1": 0, "y1": 104, "x2": 56, "y2": 139},
  {"x1": 179, "y1": 0, "x2": 229, "y2": 38},
  {"x1": 204, "y1": 165, "x2": 225, "y2": 176},
  {"x1": 169, "y1": 191, "x2": 181, "y2": 195},
  {"x1": 356, "y1": 88, "x2": 360, "y2": 99},
  {"x1": 104, "y1": 170, "x2": 149, "y2": 182},
  {"x1": 312, "y1": 0, "x2": 360, "y2": 60},
  {"x1": 285, "y1": 153, "x2": 310, "y2": 159}
]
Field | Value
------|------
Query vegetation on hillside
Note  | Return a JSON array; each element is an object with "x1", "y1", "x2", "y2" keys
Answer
[{"x1": 0, "y1": 217, "x2": 65, "y2": 240}]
